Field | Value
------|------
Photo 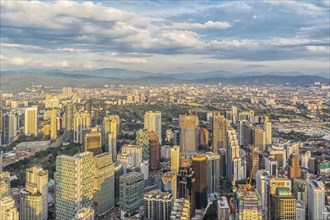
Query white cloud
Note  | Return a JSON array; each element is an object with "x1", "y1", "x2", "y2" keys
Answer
[
  {"x1": 10, "y1": 57, "x2": 31, "y2": 65},
  {"x1": 116, "y1": 58, "x2": 147, "y2": 64},
  {"x1": 306, "y1": 46, "x2": 329, "y2": 53},
  {"x1": 164, "y1": 20, "x2": 231, "y2": 30}
]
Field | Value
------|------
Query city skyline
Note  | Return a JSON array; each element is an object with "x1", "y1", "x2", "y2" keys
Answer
[{"x1": 1, "y1": 0, "x2": 329, "y2": 74}]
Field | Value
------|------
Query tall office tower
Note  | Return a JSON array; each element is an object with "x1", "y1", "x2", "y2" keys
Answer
[
  {"x1": 0, "y1": 196, "x2": 19, "y2": 220},
  {"x1": 65, "y1": 103, "x2": 74, "y2": 140},
  {"x1": 265, "y1": 157, "x2": 278, "y2": 176},
  {"x1": 217, "y1": 196, "x2": 230, "y2": 220},
  {"x1": 234, "y1": 185, "x2": 262, "y2": 220},
  {"x1": 271, "y1": 187, "x2": 296, "y2": 220},
  {"x1": 212, "y1": 112, "x2": 228, "y2": 153},
  {"x1": 296, "y1": 200, "x2": 306, "y2": 220},
  {"x1": 177, "y1": 159, "x2": 195, "y2": 217},
  {"x1": 288, "y1": 153, "x2": 301, "y2": 179},
  {"x1": 243, "y1": 122, "x2": 253, "y2": 147},
  {"x1": 73, "y1": 112, "x2": 91, "y2": 144},
  {"x1": 75, "y1": 207, "x2": 95, "y2": 220},
  {"x1": 84, "y1": 127, "x2": 102, "y2": 155},
  {"x1": 140, "y1": 161, "x2": 149, "y2": 180},
  {"x1": 170, "y1": 198, "x2": 191, "y2": 219},
  {"x1": 171, "y1": 146, "x2": 180, "y2": 173},
  {"x1": 247, "y1": 147, "x2": 259, "y2": 179},
  {"x1": 144, "y1": 111, "x2": 162, "y2": 143},
  {"x1": 62, "y1": 87, "x2": 73, "y2": 96},
  {"x1": 55, "y1": 152, "x2": 94, "y2": 220},
  {"x1": 84, "y1": 99, "x2": 92, "y2": 114},
  {"x1": 0, "y1": 172, "x2": 10, "y2": 198},
  {"x1": 256, "y1": 170, "x2": 269, "y2": 211},
  {"x1": 300, "y1": 150, "x2": 311, "y2": 168},
  {"x1": 1, "y1": 112, "x2": 18, "y2": 145},
  {"x1": 0, "y1": 111, "x2": 2, "y2": 144},
  {"x1": 307, "y1": 180, "x2": 325, "y2": 220},
  {"x1": 161, "y1": 171, "x2": 177, "y2": 201},
  {"x1": 93, "y1": 153, "x2": 115, "y2": 216},
  {"x1": 198, "y1": 127, "x2": 209, "y2": 147},
  {"x1": 108, "y1": 132, "x2": 117, "y2": 162},
  {"x1": 121, "y1": 144, "x2": 143, "y2": 168},
  {"x1": 144, "y1": 190, "x2": 174, "y2": 220},
  {"x1": 264, "y1": 121, "x2": 272, "y2": 145},
  {"x1": 114, "y1": 164, "x2": 123, "y2": 206},
  {"x1": 232, "y1": 106, "x2": 238, "y2": 116},
  {"x1": 136, "y1": 128, "x2": 150, "y2": 161},
  {"x1": 253, "y1": 127, "x2": 266, "y2": 152},
  {"x1": 119, "y1": 172, "x2": 144, "y2": 216},
  {"x1": 20, "y1": 166, "x2": 48, "y2": 220},
  {"x1": 179, "y1": 114, "x2": 199, "y2": 153},
  {"x1": 285, "y1": 142, "x2": 300, "y2": 161},
  {"x1": 225, "y1": 110, "x2": 233, "y2": 123},
  {"x1": 192, "y1": 154, "x2": 208, "y2": 209},
  {"x1": 205, "y1": 152, "x2": 220, "y2": 196},
  {"x1": 149, "y1": 130, "x2": 160, "y2": 170},
  {"x1": 103, "y1": 116, "x2": 117, "y2": 152},
  {"x1": 292, "y1": 179, "x2": 308, "y2": 206},
  {"x1": 238, "y1": 121, "x2": 244, "y2": 146},
  {"x1": 264, "y1": 177, "x2": 292, "y2": 220},
  {"x1": 24, "y1": 106, "x2": 38, "y2": 136},
  {"x1": 226, "y1": 128, "x2": 240, "y2": 181},
  {"x1": 109, "y1": 115, "x2": 120, "y2": 133},
  {"x1": 50, "y1": 109, "x2": 57, "y2": 139}
]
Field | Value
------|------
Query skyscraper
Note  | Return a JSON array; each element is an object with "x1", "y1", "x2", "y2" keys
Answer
[
  {"x1": 108, "y1": 132, "x2": 117, "y2": 162},
  {"x1": 161, "y1": 171, "x2": 177, "y2": 201},
  {"x1": 0, "y1": 196, "x2": 19, "y2": 220},
  {"x1": 307, "y1": 180, "x2": 325, "y2": 220},
  {"x1": 212, "y1": 112, "x2": 228, "y2": 153},
  {"x1": 149, "y1": 130, "x2": 160, "y2": 170},
  {"x1": 192, "y1": 154, "x2": 208, "y2": 209},
  {"x1": 24, "y1": 106, "x2": 38, "y2": 136},
  {"x1": 65, "y1": 103, "x2": 74, "y2": 140},
  {"x1": 205, "y1": 152, "x2": 220, "y2": 196},
  {"x1": 253, "y1": 127, "x2": 266, "y2": 152},
  {"x1": 84, "y1": 127, "x2": 102, "y2": 155},
  {"x1": 170, "y1": 146, "x2": 180, "y2": 173},
  {"x1": 179, "y1": 114, "x2": 199, "y2": 153},
  {"x1": 288, "y1": 153, "x2": 301, "y2": 179},
  {"x1": 256, "y1": 170, "x2": 269, "y2": 212},
  {"x1": 177, "y1": 159, "x2": 195, "y2": 217},
  {"x1": 0, "y1": 172, "x2": 10, "y2": 199},
  {"x1": 119, "y1": 172, "x2": 144, "y2": 216},
  {"x1": 226, "y1": 128, "x2": 240, "y2": 181},
  {"x1": 103, "y1": 116, "x2": 117, "y2": 153},
  {"x1": 136, "y1": 128, "x2": 149, "y2": 161},
  {"x1": 73, "y1": 112, "x2": 91, "y2": 144},
  {"x1": 144, "y1": 190, "x2": 173, "y2": 220},
  {"x1": 121, "y1": 144, "x2": 143, "y2": 168},
  {"x1": 55, "y1": 152, "x2": 94, "y2": 220},
  {"x1": 271, "y1": 187, "x2": 296, "y2": 220},
  {"x1": 144, "y1": 111, "x2": 162, "y2": 143},
  {"x1": 247, "y1": 147, "x2": 259, "y2": 179},
  {"x1": 1, "y1": 112, "x2": 17, "y2": 145},
  {"x1": 20, "y1": 166, "x2": 48, "y2": 220},
  {"x1": 50, "y1": 109, "x2": 57, "y2": 139},
  {"x1": 234, "y1": 185, "x2": 262, "y2": 220},
  {"x1": 264, "y1": 121, "x2": 272, "y2": 145},
  {"x1": 93, "y1": 153, "x2": 115, "y2": 216},
  {"x1": 198, "y1": 127, "x2": 209, "y2": 147}
]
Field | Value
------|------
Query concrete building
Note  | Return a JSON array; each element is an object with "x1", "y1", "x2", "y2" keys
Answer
[
  {"x1": 55, "y1": 152, "x2": 94, "y2": 220},
  {"x1": 307, "y1": 180, "x2": 325, "y2": 220},
  {"x1": 75, "y1": 207, "x2": 95, "y2": 220},
  {"x1": 73, "y1": 112, "x2": 91, "y2": 144},
  {"x1": 144, "y1": 111, "x2": 162, "y2": 143},
  {"x1": 198, "y1": 128, "x2": 209, "y2": 147},
  {"x1": 50, "y1": 109, "x2": 57, "y2": 139},
  {"x1": 171, "y1": 146, "x2": 180, "y2": 173},
  {"x1": 136, "y1": 128, "x2": 150, "y2": 161},
  {"x1": 247, "y1": 147, "x2": 259, "y2": 179},
  {"x1": 288, "y1": 153, "x2": 301, "y2": 179},
  {"x1": 64, "y1": 103, "x2": 74, "y2": 140},
  {"x1": 205, "y1": 152, "x2": 220, "y2": 196},
  {"x1": 256, "y1": 170, "x2": 269, "y2": 211},
  {"x1": 234, "y1": 185, "x2": 262, "y2": 220},
  {"x1": 161, "y1": 171, "x2": 177, "y2": 201},
  {"x1": 93, "y1": 153, "x2": 114, "y2": 216},
  {"x1": 170, "y1": 198, "x2": 190, "y2": 220},
  {"x1": 121, "y1": 144, "x2": 143, "y2": 168},
  {"x1": 119, "y1": 172, "x2": 144, "y2": 216},
  {"x1": 1, "y1": 112, "x2": 18, "y2": 145},
  {"x1": 265, "y1": 157, "x2": 278, "y2": 176},
  {"x1": 217, "y1": 196, "x2": 230, "y2": 220},
  {"x1": 227, "y1": 128, "x2": 245, "y2": 181},
  {"x1": 271, "y1": 187, "x2": 296, "y2": 220},
  {"x1": 24, "y1": 106, "x2": 38, "y2": 136},
  {"x1": 84, "y1": 127, "x2": 102, "y2": 155},
  {"x1": 144, "y1": 190, "x2": 173, "y2": 220},
  {"x1": 264, "y1": 121, "x2": 272, "y2": 145},
  {"x1": 149, "y1": 130, "x2": 160, "y2": 170},
  {"x1": 20, "y1": 166, "x2": 48, "y2": 220},
  {"x1": 292, "y1": 179, "x2": 307, "y2": 207},
  {"x1": 212, "y1": 112, "x2": 228, "y2": 153},
  {"x1": 0, "y1": 196, "x2": 19, "y2": 220},
  {"x1": 103, "y1": 116, "x2": 117, "y2": 153},
  {"x1": 114, "y1": 164, "x2": 123, "y2": 206},
  {"x1": 179, "y1": 114, "x2": 199, "y2": 153},
  {"x1": 296, "y1": 200, "x2": 306, "y2": 220},
  {"x1": 253, "y1": 127, "x2": 266, "y2": 152},
  {"x1": 192, "y1": 154, "x2": 208, "y2": 209},
  {"x1": 0, "y1": 172, "x2": 10, "y2": 198}
]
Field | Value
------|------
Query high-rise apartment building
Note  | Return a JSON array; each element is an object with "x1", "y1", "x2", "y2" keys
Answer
[
  {"x1": 108, "y1": 132, "x2": 117, "y2": 162},
  {"x1": 20, "y1": 167, "x2": 48, "y2": 220},
  {"x1": 62, "y1": 87, "x2": 73, "y2": 97},
  {"x1": 170, "y1": 198, "x2": 190, "y2": 220},
  {"x1": 121, "y1": 144, "x2": 143, "y2": 168},
  {"x1": 1, "y1": 112, "x2": 17, "y2": 145},
  {"x1": 50, "y1": 109, "x2": 57, "y2": 139},
  {"x1": 170, "y1": 146, "x2": 180, "y2": 173},
  {"x1": 144, "y1": 190, "x2": 173, "y2": 220},
  {"x1": 103, "y1": 116, "x2": 117, "y2": 153},
  {"x1": 149, "y1": 130, "x2": 160, "y2": 170},
  {"x1": 256, "y1": 170, "x2": 269, "y2": 211},
  {"x1": 24, "y1": 106, "x2": 38, "y2": 136},
  {"x1": 199, "y1": 127, "x2": 209, "y2": 147},
  {"x1": 247, "y1": 147, "x2": 259, "y2": 179},
  {"x1": 179, "y1": 114, "x2": 199, "y2": 153},
  {"x1": 0, "y1": 172, "x2": 10, "y2": 198},
  {"x1": 234, "y1": 185, "x2": 262, "y2": 220},
  {"x1": 0, "y1": 196, "x2": 19, "y2": 220},
  {"x1": 217, "y1": 196, "x2": 230, "y2": 220},
  {"x1": 55, "y1": 152, "x2": 94, "y2": 220},
  {"x1": 192, "y1": 154, "x2": 208, "y2": 209},
  {"x1": 264, "y1": 121, "x2": 272, "y2": 145},
  {"x1": 65, "y1": 103, "x2": 74, "y2": 140},
  {"x1": 161, "y1": 171, "x2": 177, "y2": 201},
  {"x1": 253, "y1": 127, "x2": 266, "y2": 152},
  {"x1": 288, "y1": 153, "x2": 301, "y2": 179},
  {"x1": 307, "y1": 180, "x2": 325, "y2": 220},
  {"x1": 93, "y1": 153, "x2": 114, "y2": 216},
  {"x1": 226, "y1": 128, "x2": 240, "y2": 181},
  {"x1": 84, "y1": 127, "x2": 102, "y2": 155},
  {"x1": 73, "y1": 112, "x2": 91, "y2": 144},
  {"x1": 205, "y1": 152, "x2": 220, "y2": 196},
  {"x1": 271, "y1": 187, "x2": 296, "y2": 220},
  {"x1": 212, "y1": 112, "x2": 228, "y2": 153},
  {"x1": 119, "y1": 172, "x2": 144, "y2": 216},
  {"x1": 144, "y1": 111, "x2": 162, "y2": 143},
  {"x1": 136, "y1": 128, "x2": 149, "y2": 161}
]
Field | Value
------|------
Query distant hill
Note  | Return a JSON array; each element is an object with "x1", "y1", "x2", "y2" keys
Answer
[{"x1": 1, "y1": 68, "x2": 328, "y2": 92}]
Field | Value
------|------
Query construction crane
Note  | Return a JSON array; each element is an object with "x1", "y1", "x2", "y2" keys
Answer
[{"x1": 245, "y1": 163, "x2": 254, "y2": 191}]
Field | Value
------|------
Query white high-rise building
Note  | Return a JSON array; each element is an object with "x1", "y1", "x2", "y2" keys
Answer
[
  {"x1": 55, "y1": 152, "x2": 94, "y2": 220},
  {"x1": 0, "y1": 196, "x2": 19, "y2": 220},
  {"x1": 264, "y1": 122, "x2": 272, "y2": 145},
  {"x1": 73, "y1": 112, "x2": 91, "y2": 144},
  {"x1": 121, "y1": 144, "x2": 143, "y2": 168},
  {"x1": 307, "y1": 180, "x2": 325, "y2": 220},
  {"x1": 20, "y1": 166, "x2": 48, "y2": 220},
  {"x1": 256, "y1": 170, "x2": 269, "y2": 211},
  {"x1": 144, "y1": 111, "x2": 162, "y2": 143},
  {"x1": 226, "y1": 128, "x2": 243, "y2": 181},
  {"x1": 24, "y1": 106, "x2": 38, "y2": 136}
]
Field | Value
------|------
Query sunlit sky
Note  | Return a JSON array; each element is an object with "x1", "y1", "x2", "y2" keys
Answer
[{"x1": 1, "y1": 0, "x2": 329, "y2": 74}]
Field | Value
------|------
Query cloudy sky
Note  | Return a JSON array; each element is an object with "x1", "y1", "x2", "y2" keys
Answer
[{"x1": 1, "y1": 0, "x2": 329, "y2": 74}]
